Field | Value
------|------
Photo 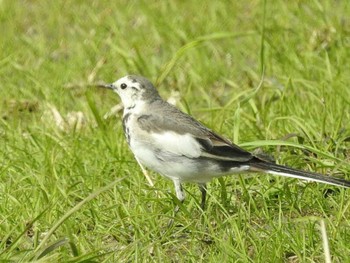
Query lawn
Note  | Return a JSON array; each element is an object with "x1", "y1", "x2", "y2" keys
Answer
[{"x1": 1, "y1": 0, "x2": 350, "y2": 262}]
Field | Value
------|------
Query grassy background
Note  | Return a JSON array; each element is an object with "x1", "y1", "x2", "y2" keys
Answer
[{"x1": 1, "y1": 0, "x2": 350, "y2": 262}]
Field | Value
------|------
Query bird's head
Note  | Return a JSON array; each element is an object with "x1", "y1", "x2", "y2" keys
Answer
[{"x1": 100, "y1": 75, "x2": 160, "y2": 109}]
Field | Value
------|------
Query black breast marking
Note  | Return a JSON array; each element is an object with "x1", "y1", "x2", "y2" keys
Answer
[
  {"x1": 122, "y1": 113, "x2": 131, "y2": 144},
  {"x1": 126, "y1": 105, "x2": 135, "y2": 111}
]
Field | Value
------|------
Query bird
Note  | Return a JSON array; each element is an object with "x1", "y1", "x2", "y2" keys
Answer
[{"x1": 98, "y1": 75, "x2": 350, "y2": 209}]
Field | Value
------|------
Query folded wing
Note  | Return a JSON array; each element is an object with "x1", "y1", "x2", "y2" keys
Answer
[{"x1": 137, "y1": 105, "x2": 253, "y2": 162}]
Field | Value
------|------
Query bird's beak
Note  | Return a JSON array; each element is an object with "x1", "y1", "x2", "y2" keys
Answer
[{"x1": 96, "y1": 83, "x2": 115, "y2": 90}]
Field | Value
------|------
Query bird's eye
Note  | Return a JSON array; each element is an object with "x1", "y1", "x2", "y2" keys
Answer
[{"x1": 121, "y1": 83, "x2": 127, "y2": 89}]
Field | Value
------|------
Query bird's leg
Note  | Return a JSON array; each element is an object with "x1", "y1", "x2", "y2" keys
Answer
[
  {"x1": 198, "y1": 183, "x2": 207, "y2": 210},
  {"x1": 173, "y1": 179, "x2": 185, "y2": 213},
  {"x1": 167, "y1": 180, "x2": 185, "y2": 228}
]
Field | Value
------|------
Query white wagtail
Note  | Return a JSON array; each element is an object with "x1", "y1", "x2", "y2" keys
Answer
[{"x1": 99, "y1": 75, "x2": 350, "y2": 209}]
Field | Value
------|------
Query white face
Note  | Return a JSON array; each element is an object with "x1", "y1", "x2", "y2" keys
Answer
[{"x1": 111, "y1": 76, "x2": 143, "y2": 109}]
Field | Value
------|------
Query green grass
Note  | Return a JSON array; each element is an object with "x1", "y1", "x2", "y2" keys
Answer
[{"x1": 1, "y1": 0, "x2": 350, "y2": 262}]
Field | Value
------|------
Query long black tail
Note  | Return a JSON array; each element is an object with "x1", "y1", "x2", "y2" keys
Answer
[{"x1": 250, "y1": 160, "x2": 350, "y2": 188}]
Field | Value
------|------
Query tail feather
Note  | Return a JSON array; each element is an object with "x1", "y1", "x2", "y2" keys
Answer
[{"x1": 250, "y1": 160, "x2": 350, "y2": 188}]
